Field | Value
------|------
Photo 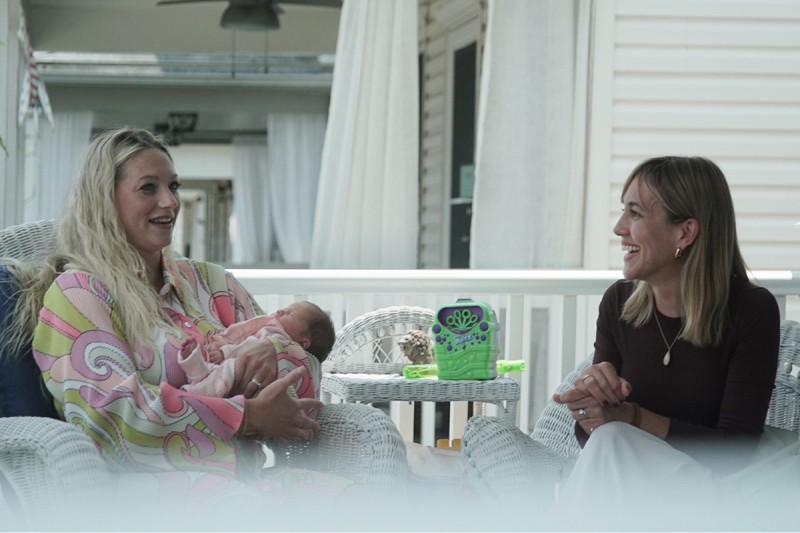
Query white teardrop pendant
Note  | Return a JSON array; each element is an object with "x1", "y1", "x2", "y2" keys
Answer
[{"x1": 663, "y1": 350, "x2": 671, "y2": 366}]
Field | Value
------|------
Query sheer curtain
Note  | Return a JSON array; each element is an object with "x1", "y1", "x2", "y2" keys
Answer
[
  {"x1": 469, "y1": 0, "x2": 593, "y2": 428},
  {"x1": 230, "y1": 135, "x2": 271, "y2": 265},
  {"x1": 309, "y1": 0, "x2": 419, "y2": 268},
  {"x1": 267, "y1": 113, "x2": 326, "y2": 265},
  {"x1": 25, "y1": 111, "x2": 92, "y2": 222},
  {"x1": 470, "y1": 0, "x2": 590, "y2": 269}
]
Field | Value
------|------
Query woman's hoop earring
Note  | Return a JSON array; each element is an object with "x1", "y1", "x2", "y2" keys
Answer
[{"x1": 675, "y1": 247, "x2": 683, "y2": 259}]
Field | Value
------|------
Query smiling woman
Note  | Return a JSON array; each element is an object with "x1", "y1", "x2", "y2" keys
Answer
[
  {"x1": 4, "y1": 127, "x2": 359, "y2": 515},
  {"x1": 553, "y1": 156, "x2": 781, "y2": 517},
  {"x1": 113, "y1": 147, "x2": 180, "y2": 287}
]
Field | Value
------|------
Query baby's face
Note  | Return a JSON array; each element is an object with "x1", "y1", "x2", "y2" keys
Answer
[{"x1": 275, "y1": 302, "x2": 315, "y2": 347}]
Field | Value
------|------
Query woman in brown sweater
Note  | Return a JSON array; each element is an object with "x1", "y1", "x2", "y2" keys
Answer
[{"x1": 554, "y1": 156, "x2": 781, "y2": 523}]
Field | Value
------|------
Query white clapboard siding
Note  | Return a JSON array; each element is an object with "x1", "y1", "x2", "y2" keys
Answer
[
  {"x1": 590, "y1": 0, "x2": 800, "y2": 271},
  {"x1": 419, "y1": 0, "x2": 447, "y2": 269}
]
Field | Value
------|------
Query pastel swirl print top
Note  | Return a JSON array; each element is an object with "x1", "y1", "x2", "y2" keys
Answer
[{"x1": 32, "y1": 259, "x2": 263, "y2": 478}]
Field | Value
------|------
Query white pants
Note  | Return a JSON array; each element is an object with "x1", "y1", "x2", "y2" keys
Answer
[{"x1": 556, "y1": 421, "x2": 800, "y2": 530}]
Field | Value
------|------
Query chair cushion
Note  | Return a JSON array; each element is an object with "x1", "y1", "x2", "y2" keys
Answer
[{"x1": 0, "y1": 264, "x2": 59, "y2": 418}]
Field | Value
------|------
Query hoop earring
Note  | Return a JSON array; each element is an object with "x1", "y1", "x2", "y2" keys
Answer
[{"x1": 675, "y1": 248, "x2": 683, "y2": 259}]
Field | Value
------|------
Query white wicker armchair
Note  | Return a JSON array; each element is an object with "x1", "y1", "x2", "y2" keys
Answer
[
  {"x1": 0, "y1": 220, "x2": 410, "y2": 525},
  {"x1": 323, "y1": 305, "x2": 436, "y2": 375},
  {"x1": 462, "y1": 321, "x2": 800, "y2": 503},
  {"x1": 461, "y1": 357, "x2": 589, "y2": 503},
  {"x1": 0, "y1": 219, "x2": 59, "y2": 261},
  {"x1": 766, "y1": 319, "x2": 800, "y2": 432}
]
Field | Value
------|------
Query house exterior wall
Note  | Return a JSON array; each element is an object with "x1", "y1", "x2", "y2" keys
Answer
[
  {"x1": 7, "y1": 1, "x2": 799, "y2": 272},
  {"x1": 585, "y1": 0, "x2": 800, "y2": 271},
  {"x1": 419, "y1": 0, "x2": 800, "y2": 272}
]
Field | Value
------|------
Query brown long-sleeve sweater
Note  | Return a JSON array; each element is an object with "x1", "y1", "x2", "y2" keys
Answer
[{"x1": 577, "y1": 277, "x2": 780, "y2": 473}]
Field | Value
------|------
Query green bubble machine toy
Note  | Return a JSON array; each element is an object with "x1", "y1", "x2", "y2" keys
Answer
[{"x1": 432, "y1": 298, "x2": 500, "y2": 380}]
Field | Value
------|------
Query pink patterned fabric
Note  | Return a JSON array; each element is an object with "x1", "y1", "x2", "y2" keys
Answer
[
  {"x1": 32, "y1": 258, "x2": 354, "y2": 507},
  {"x1": 33, "y1": 259, "x2": 262, "y2": 476}
]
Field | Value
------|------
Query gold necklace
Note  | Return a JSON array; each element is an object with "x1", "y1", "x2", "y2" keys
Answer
[{"x1": 654, "y1": 312, "x2": 680, "y2": 366}]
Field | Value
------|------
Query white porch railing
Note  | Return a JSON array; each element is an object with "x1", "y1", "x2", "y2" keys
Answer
[{"x1": 231, "y1": 268, "x2": 800, "y2": 444}]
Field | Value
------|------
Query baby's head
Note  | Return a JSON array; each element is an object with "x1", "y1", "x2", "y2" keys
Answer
[{"x1": 275, "y1": 301, "x2": 335, "y2": 362}]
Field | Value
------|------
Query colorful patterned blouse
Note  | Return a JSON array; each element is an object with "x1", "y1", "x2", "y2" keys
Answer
[{"x1": 33, "y1": 258, "x2": 264, "y2": 479}]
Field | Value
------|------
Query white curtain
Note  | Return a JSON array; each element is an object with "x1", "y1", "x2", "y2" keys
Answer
[
  {"x1": 267, "y1": 113, "x2": 326, "y2": 265},
  {"x1": 470, "y1": 0, "x2": 593, "y2": 432},
  {"x1": 230, "y1": 135, "x2": 271, "y2": 265},
  {"x1": 470, "y1": 0, "x2": 591, "y2": 268},
  {"x1": 25, "y1": 111, "x2": 92, "y2": 221},
  {"x1": 309, "y1": 0, "x2": 419, "y2": 268}
]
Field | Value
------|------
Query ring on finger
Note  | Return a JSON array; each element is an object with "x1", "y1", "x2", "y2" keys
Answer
[
  {"x1": 250, "y1": 377, "x2": 263, "y2": 389},
  {"x1": 578, "y1": 408, "x2": 588, "y2": 418}
]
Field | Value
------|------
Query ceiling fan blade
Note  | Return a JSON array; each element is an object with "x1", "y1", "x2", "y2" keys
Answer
[
  {"x1": 278, "y1": 0, "x2": 343, "y2": 8},
  {"x1": 157, "y1": 0, "x2": 228, "y2": 5}
]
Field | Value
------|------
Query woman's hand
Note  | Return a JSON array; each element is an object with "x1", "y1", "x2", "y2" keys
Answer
[
  {"x1": 575, "y1": 361, "x2": 631, "y2": 406},
  {"x1": 229, "y1": 336, "x2": 278, "y2": 398},
  {"x1": 241, "y1": 367, "x2": 324, "y2": 443},
  {"x1": 553, "y1": 362, "x2": 633, "y2": 433}
]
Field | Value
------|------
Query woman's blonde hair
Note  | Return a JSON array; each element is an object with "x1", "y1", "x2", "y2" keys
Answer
[
  {"x1": 5, "y1": 128, "x2": 182, "y2": 354},
  {"x1": 620, "y1": 156, "x2": 750, "y2": 347}
]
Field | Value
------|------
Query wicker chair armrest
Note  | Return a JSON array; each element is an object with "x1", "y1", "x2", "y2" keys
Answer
[
  {"x1": 462, "y1": 415, "x2": 568, "y2": 504},
  {"x1": 0, "y1": 220, "x2": 60, "y2": 261},
  {"x1": 529, "y1": 355, "x2": 592, "y2": 460},
  {"x1": 766, "y1": 320, "x2": 800, "y2": 432},
  {"x1": 269, "y1": 403, "x2": 409, "y2": 493},
  {"x1": 0, "y1": 416, "x2": 112, "y2": 521}
]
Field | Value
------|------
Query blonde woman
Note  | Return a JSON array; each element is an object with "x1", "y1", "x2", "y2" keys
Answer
[{"x1": 26, "y1": 128, "x2": 353, "y2": 516}]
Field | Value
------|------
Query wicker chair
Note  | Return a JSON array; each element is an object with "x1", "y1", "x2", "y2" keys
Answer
[
  {"x1": 766, "y1": 319, "x2": 800, "y2": 432},
  {"x1": 322, "y1": 305, "x2": 436, "y2": 375},
  {"x1": 462, "y1": 321, "x2": 800, "y2": 503},
  {"x1": 0, "y1": 220, "x2": 410, "y2": 525},
  {"x1": 461, "y1": 357, "x2": 589, "y2": 503},
  {"x1": 0, "y1": 219, "x2": 60, "y2": 262}
]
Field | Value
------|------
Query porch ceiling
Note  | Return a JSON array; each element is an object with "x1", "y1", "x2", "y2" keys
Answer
[{"x1": 21, "y1": 0, "x2": 341, "y2": 143}]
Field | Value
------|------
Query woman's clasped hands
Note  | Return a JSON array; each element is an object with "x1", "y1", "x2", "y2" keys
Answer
[{"x1": 553, "y1": 361, "x2": 633, "y2": 434}]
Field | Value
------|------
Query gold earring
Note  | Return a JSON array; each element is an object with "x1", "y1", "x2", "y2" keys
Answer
[{"x1": 675, "y1": 248, "x2": 683, "y2": 259}]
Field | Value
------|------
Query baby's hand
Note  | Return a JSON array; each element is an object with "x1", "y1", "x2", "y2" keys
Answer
[
  {"x1": 206, "y1": 333, "x2": 225, "y2": 363},
  {"x1": 179, "y1": 337, "x2": 198, "y2": 360},
  {"x1": 208, "y1": 349, "x2": 224, "y2": 364}
]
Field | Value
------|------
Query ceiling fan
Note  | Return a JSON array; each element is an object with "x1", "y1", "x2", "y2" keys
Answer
[{"x1": 156, "y1": 0, "x2": 343, "y2": 31}]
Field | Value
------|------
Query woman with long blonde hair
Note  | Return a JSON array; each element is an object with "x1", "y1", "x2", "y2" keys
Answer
[{"x1": 26, "y1": 127, "x2": 353, "y2": 516}]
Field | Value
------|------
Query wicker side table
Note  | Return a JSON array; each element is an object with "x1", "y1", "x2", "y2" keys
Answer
[{"x1": 321, "y1": 373, "x2": 521, "y2": 443}]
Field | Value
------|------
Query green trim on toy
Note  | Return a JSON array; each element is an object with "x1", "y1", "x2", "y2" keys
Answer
[{"x1": 403, "y1": 360, "x2": 526, "y2": 380}]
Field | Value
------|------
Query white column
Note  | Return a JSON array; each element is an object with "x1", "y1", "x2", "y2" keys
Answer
[{"x1": 1, "y1": 0, "x2": 24, "y2": 227}]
